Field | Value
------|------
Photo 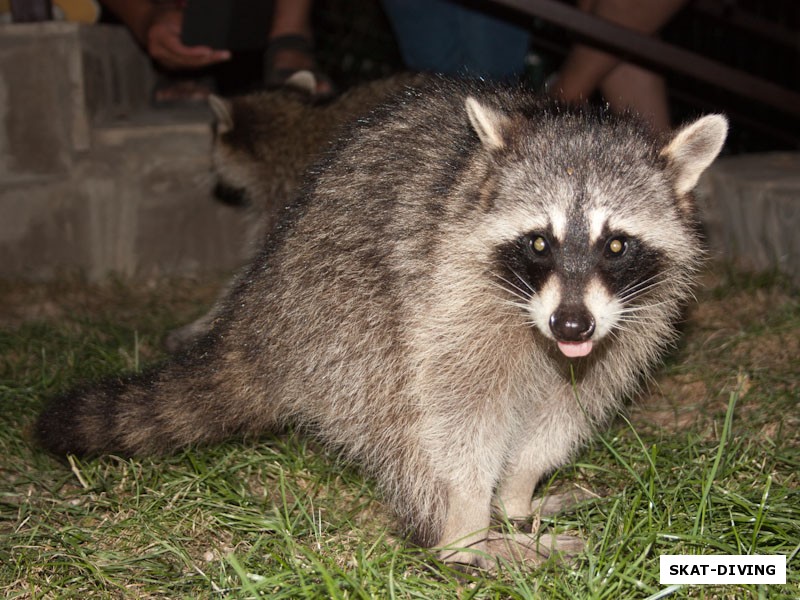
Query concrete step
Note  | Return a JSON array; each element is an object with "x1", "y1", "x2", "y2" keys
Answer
[
  {"x1": 1, "y1": 21, "x2": 251, "y2": 281},
  {"x1": 0, "y1": 22, "x2": 155, "y2": 182},
  {"x1": 0, "y1": 115, "x2": 251, "y2": 281},
  {"x1": 697, "y1": 153, "x2": 800, "y2": 285}
]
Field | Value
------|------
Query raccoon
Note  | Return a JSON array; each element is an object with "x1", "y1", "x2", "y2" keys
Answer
[
  {"x1": 165, "y1": 72, "x2": 426, "y2": 351},
  {"x1": 209, "y1": 71, "x2": 425, "y2": 228},
  {"x1": 36, "y1": 78, "x2": 727, "y2": 569}
]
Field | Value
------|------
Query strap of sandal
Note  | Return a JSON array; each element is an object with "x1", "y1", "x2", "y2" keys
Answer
[{"x1": 265, "y1": 34, "x2": 314, "y2": 62}]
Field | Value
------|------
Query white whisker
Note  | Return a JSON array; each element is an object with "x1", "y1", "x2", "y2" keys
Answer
[{"x1": 489, "y1": 271, "x2": 535, "y2": 303}]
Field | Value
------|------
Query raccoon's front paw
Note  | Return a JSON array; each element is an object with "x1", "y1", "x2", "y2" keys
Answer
[
  {"x1": 486, "y1": 530, "x2": 585, "y2": 565},
  {"x1": 497, "y1": 485, "x2": 597, "y2": 534},
  {"x1": 536, "y1": 532, "x2": 585, "y2": 560},
  {"x1": 530, "y1": 486, "x2": 597, "y2": 518},
  {"x1": 438, "y1": 547, "x2": 492, "y2": 573}
]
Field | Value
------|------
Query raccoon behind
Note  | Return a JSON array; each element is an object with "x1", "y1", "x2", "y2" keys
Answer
[
  {"x1": 36, "y1": 78, "x2": 727, "y2": 568},
  {"x1": 210, "y1": 71, "x2": 426, "y2": 235},
  {"x1": 164, "y1": 73, "x2": 426, "y2": 351}
]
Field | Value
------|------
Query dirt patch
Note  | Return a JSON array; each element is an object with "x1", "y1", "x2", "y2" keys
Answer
[
  {"x1": 0, "y1": 276, "x2": 225, "y2": 331},
  {"x1": 631, "y1": 270, "x2": 799, "y2": 440}
]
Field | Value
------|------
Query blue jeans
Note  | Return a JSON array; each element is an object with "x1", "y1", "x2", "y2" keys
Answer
[{"x1": 381, "y1": 0, "x2": 530, "y2": 80}]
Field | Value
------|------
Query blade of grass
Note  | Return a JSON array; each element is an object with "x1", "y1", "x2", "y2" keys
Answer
[{"x1": 692, "y1": 384, "x2": 739, "y2": 537}]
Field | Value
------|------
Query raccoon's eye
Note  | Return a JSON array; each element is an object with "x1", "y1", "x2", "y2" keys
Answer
[
  {"x1": 528, "y1": 235, "x2": 550, "y2": 256},
  {"x1": 605, "y1": 236, "x2": 628, "y2": 257}
]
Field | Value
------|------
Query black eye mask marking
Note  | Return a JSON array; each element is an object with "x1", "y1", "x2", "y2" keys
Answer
[
  {"x1": 494, "y1": 226, "x2": 665, "y2": 305},
  {"x1": 494, "y1": 231, "x2": 556, "y2": 299},
  {"x1": 598, "y1": 234, "x2": 663, "y2": 300}
]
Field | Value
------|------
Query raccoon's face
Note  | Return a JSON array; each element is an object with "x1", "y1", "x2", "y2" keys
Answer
[
  {"x1": 495, "y1": 212, "x2": 670, "y2": 358},
  {"x1": 464, "y1": 96, "x2": 727, "y2": 359},
  {"x1": 208, "y1": 91, "x2": 310, "y2": 205},
  {"x1": 208, "y1": 95, "x2": 253, "y2": 205}
]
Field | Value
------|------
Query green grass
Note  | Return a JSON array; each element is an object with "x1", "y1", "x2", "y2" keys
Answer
[{"x1": 1, "y1": 270, "x2": 798, "y2": 598}]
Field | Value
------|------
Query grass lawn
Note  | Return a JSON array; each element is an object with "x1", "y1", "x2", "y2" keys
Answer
[{"x1": 1, "y1": 268, "x2": 797, "y2": 599}]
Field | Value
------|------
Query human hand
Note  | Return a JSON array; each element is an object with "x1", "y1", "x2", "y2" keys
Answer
[{"x1": 144, "y1": 7, "x2": 231, "y2": 70}]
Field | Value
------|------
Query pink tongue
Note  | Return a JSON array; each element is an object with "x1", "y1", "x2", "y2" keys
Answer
[{"x1": 557, "y1": 340, "x2": 593, "y2": 358}]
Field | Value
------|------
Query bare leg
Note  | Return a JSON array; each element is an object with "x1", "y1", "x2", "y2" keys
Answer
[
  {"x1": 550, "y1": 0, "x2": 688, "y2": 130},
  {"x1": 550, "y1": 0, "x2": 614, "y2": 104},
  {"x1": 269, "y1": 0, "x2": 314, "y2": 40},
  {"x1": 267, "y1": 0, "x2": 332, "y2": 95},
  {"x1": 601, "y1": 62, "x2": 671, "y2": 131}
]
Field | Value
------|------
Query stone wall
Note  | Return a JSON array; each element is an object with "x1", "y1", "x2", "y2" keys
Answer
[
  {"x1": 697, "y1": 153, "x2": 800, "y2": 285},
  {"x1": 0, "y1": 22, "x2": 250, "y2": 281}
]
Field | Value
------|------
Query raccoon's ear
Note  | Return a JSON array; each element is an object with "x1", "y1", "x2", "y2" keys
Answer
[
  {"x1": 465, "y1": 96, "x2": 511, "y2": 151},
  {"x1": 661, "y1": 114, "x2": 728, "y2": 196},
  {"x1": 209, "y1": 94, "x2": 234, "y2": 134}
]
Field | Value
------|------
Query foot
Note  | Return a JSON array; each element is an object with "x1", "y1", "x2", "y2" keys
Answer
[
  {"x1": 486, "y1": 530, "x2": 585, "y2": 566},
  {"x1": 530, "y1": 486, "x2": 597, "y2": 518}
]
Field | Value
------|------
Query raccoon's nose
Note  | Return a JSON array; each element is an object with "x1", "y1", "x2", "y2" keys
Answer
[{"x1": 549, "y1": 306, "x2": 595, "y2": 342}]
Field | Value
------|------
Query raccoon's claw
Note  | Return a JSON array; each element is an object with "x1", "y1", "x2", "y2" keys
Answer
[
  {"x1": 532, "y1": 533, "x2": 585, "y2": 561},
  {"x1": 438, "y1": 548, "x2": 493, "y2": 573}
]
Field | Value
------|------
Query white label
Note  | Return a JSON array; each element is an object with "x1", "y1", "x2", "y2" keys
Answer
[{"x1": 660, "y1": 555, "x2": 786, "y2": 585}]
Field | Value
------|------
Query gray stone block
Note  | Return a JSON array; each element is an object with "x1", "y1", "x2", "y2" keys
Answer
[
  {"x1": 0, "y1": 117, "x2": 252, "y2": 281},
  {"x1": 0, "y1": 22, "x2": 155, "y2": 181},
  {"x1": 697, "y1": 153, "x2": 800, "y2": 284},
  {"x1": 0, "y1": 21, "x2": 252, "y2": 281},
  {"x1": 0, "y1": 176, "x2": 92, "y2": 278}
]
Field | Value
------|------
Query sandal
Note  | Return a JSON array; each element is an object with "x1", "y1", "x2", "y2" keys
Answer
[{"x1": 264, "y1": 34, "x2": 335, "y2": 97}]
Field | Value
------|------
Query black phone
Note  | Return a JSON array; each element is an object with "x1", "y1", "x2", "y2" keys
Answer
[{"x1": 180, "y1": 0, "x2": 273, "y2": 51}]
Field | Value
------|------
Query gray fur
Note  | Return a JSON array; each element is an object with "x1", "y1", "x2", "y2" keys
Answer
[
  {"x1": 210, "y1": 71, "x2": 426, "y2": 231},
  {"x1": 165, "y1": 73, "x2": 425, "y2": 351},
  {"x1": 36, "y1": 78, "x2": 727, "y2": 568}
]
